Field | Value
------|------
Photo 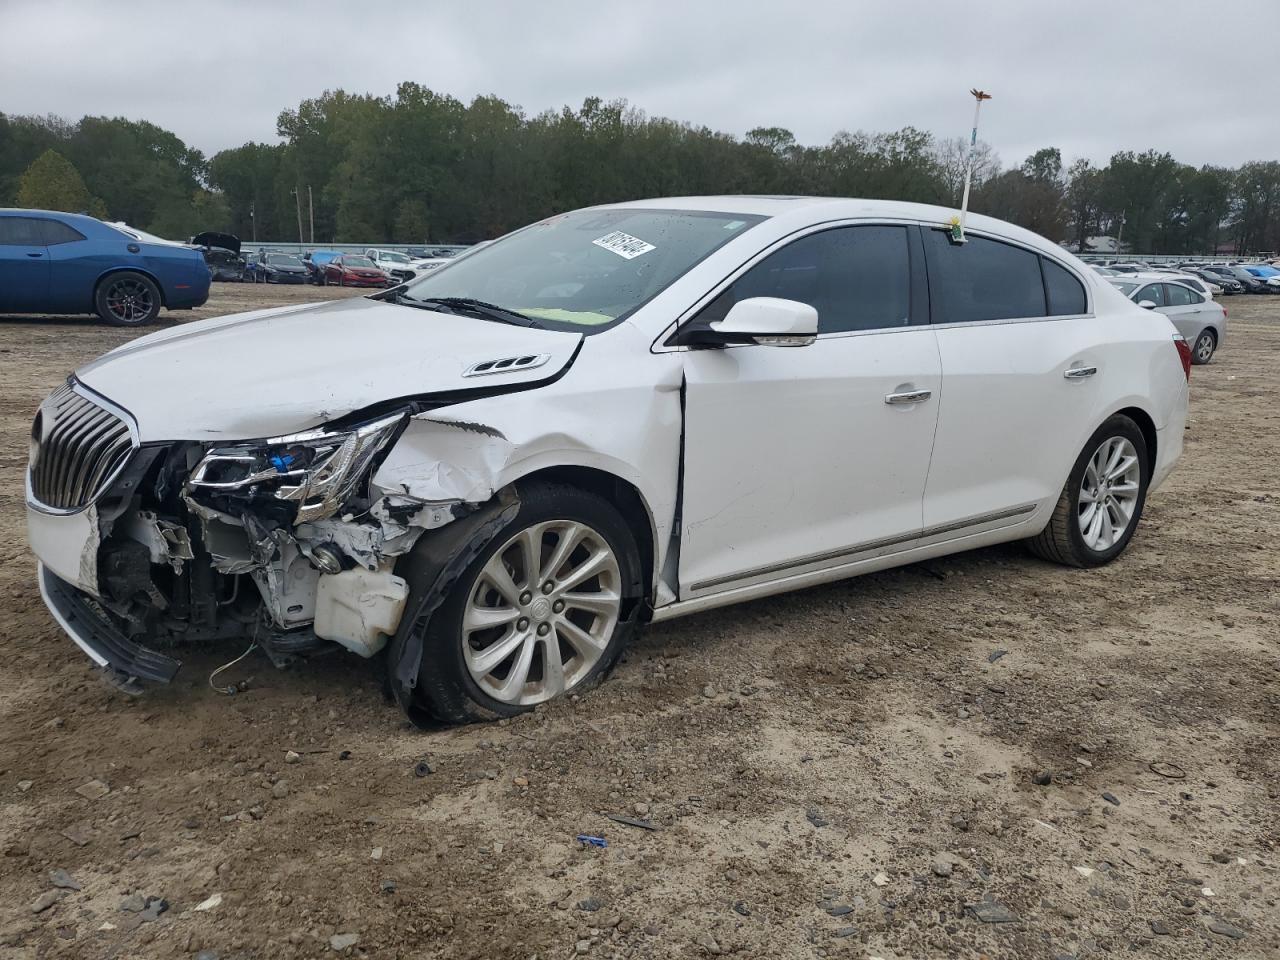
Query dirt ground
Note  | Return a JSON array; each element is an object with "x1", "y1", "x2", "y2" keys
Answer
[{"x1": 0, "y1": 283, "x2": 1276, "y2": 960}]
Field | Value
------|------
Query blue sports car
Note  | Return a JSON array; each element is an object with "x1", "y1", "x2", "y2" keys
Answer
[{"x1": 0, "y1": 208, "x2": 210, "y2": 326}]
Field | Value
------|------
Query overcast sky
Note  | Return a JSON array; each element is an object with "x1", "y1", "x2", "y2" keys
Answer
[{"x1": 2, "y1": 0, "x2": 1275, "y2": 170}]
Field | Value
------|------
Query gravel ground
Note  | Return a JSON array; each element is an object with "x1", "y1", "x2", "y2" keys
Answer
[{"x1": 0, "y1": 284, "x2": 1276, "y2": 959}]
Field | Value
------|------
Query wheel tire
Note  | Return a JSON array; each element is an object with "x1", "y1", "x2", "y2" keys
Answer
[
  {"x1": 94, "y1": 271, "x2": 162, "y2": 327},
  {"x1": 1026, "y1": 414, "x2": 1150, "y2": 568},
  {"x1": 1191, "y1": 330, "x2": 1217, "y2": 365},
  {"x1": 399, "y1": 481, "x2": 643, "y2": 725}
]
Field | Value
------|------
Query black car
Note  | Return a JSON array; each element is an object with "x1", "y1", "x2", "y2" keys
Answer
[
  {"x1": 191, "y1": 231, "x2": 246, "y2": 282},
  {"x1": 1205, "y1": 265, "x2": 1266, "y2": 293},
  {"x1": 1189, "y1": 268, "x2": 1243, "y2": 295},
  {"x1": 251, "y1": 253, "x2": 310, "y2": 284}
]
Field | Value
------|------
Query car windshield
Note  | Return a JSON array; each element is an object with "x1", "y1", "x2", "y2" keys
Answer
[
  {"x1": 268, "y1": 255, "x2": 302, "y2": 266},
  {"x1": 399, "y1": 208, "x2": 764, "y2": 330},
  {"x1": 1110, "y1": 280, "x2": 1139, "y2": 295},
  {"x1": 380, "y1": 252, "x2": 411, "y2": 264},
  {"x1": 344, "y1": 256, "x2": 376, "y2": 268}
]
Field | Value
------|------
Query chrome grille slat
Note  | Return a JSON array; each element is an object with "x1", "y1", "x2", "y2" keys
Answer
[
  {"x1": 81, "y1": 434, "x2": 133, "y2": 499},
  {"x1": 29, "y1": 384, "x2": 135, "y2": 511},
  {"x1": 55, "y1": 407, "x2": 115, "y2": 505},
  {"x1": 60, "y1": 412, "x2": 117, "y2": 499}
]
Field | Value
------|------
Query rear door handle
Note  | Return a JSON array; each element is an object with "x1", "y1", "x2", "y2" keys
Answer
[
  {"x1": 884, "y1": 389, "x2": 932, "y2": 404},
  {"x1": 1064, "y1": 366, "x2": 1097, "y2": 379},
  {"x1": 26, "y1": 252, "x2": 44, "y2": 258}
]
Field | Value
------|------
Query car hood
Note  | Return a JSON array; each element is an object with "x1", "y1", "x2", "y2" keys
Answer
[
  {"x1": 75, "y1": 296, "x2": 583, "y2": 442},
  {"x1": 267, "y1": 264, "x2": 308, "y2": 273},
  {"x1": 191, "y1": 231, "x2": 241, "y2": 254}
]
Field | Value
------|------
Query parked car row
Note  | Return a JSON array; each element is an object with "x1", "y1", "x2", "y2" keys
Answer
[
  {"x1": 194, "y1": 238, "x2": 466, "y2": 286},
  {"x1": 1085, "y1": 258, "x2": 1280, "y2": 295}
]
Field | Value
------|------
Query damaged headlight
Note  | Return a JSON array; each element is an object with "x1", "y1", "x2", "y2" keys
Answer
[{"x1": 186, "y1": 413, "x2": 405, "y2": 523}]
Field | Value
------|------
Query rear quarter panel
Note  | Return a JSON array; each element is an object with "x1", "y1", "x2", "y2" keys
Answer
[
  {"x1": 1088, "y1": 280, "x2": 1188, "y2": 491},
  {"x1": 47, "y1": 240, "x2": 207, "y2": 311}
]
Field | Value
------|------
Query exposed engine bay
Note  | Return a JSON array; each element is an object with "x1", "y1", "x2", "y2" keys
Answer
[{"x1": 84, "y1": 407, "x2": 493, "y2": 682}]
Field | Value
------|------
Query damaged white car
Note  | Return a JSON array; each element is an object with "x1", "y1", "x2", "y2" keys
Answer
[{"x1": 26, "y1": 197, "x2": 1190, "y2": 724}]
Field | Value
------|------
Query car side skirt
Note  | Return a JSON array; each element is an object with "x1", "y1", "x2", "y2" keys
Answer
[{"x1": 652, "y1": 503, "x2": 1037, "y2": 622}]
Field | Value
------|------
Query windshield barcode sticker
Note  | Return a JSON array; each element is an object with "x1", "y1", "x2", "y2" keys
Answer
[{"x1": 592, "y1": 231, "x2": 656, "y2": 260}]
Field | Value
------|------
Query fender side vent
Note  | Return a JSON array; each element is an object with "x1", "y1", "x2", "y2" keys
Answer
[{"x1": 463, "y1": 354, "x2": 551, "y2": 377}]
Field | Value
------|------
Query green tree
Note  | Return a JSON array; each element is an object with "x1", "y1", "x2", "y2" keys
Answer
[
  {"x1": 16, "y1": 148, "x2": 94, "y2": 212},
  {"x1": 1065, "y1": 159, "x2": 1102, "y2": 252},
  {"x1": 1234, "y1": 161, "x2": 1280, "y2": 253},
  {"x1": 1099, "y1": 150, "x2": 1179, "y2": 253}
]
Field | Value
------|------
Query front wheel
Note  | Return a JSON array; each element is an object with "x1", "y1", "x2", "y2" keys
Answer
[
  {"x1": 95, "y1": 271, "x2": 162, "y2": 326},
  {"x1": 1191, "y1": 330, "x2": 1217, "y2": 365},
  {"x1": 400, "y1": 482, "x2": 642, "y2": 724},
  {"x1": 1027, "y1": 414, "x2": 1150, "y2": 568}
]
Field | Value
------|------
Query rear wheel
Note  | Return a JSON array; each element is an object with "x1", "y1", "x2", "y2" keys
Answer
[
  {"x1": 1191, "y1": 329, "x2": 1216, "y2": 365},
  {"x1": 401, "y1": 482, "x2": 642, "y2": 724},
  {"x1": 95, "y1": 272, "x2": 161, "y2": 326},
  {"x1": 1027, "y1": 414, "x2": 1150, "y2": 567}
]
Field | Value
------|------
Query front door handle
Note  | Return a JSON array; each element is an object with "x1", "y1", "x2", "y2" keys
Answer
[
  {"x1": 26, "y1": 251, "x2": 44, "y2": 258},
  {"x1": 884, "y1": 389, "x2": 932, "y2": 405},
  {"x1": 1064, "y1": 366, "x2": 1097, "y2": 379}
]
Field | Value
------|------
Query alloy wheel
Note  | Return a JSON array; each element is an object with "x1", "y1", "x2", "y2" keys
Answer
[
  {"x1": 1078, "y1": 436, "x2": 1141, "y2": 551},
  {"x1": 462, "y1": 520, "x2": 621, "y2": 706},
  {"x1": 1195, "y1": 333, "x2": 1214, "y2": 362},
  {"x1": 104, "y1": 277, "x2": 154, "y2": 323}
]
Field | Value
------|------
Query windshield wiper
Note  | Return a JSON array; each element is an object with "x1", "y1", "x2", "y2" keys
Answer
[{"x1": 399, "y1": 296, "x2": 542, "y2": 328}]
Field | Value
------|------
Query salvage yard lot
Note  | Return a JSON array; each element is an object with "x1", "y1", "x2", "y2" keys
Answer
[{"x1": 0, "y1": 287, "x2": 1277, "y2": 959}]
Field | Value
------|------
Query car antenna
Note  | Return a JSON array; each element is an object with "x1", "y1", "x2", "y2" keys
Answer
[{"x1": 952, "y1": 88, "x2": 993, "y2": 244}]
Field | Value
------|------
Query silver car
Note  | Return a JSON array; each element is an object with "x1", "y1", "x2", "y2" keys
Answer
[{"x1": 1108, "y1": 273, "x2": 1226, "y2": 364}]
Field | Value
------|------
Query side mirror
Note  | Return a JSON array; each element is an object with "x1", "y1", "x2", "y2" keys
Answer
[
  {"x1": 1137, "y1": 300, "x2": 1157, "y2": 310},
  {"x1": 692, "y1": 297, "x2": 818, "y2": 347}
]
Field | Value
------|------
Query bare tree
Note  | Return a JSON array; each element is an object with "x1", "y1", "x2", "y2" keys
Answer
[{"x1": 933, "y1": 136, "x2": 1000, "y2": 205}]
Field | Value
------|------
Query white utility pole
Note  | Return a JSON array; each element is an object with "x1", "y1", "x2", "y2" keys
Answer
[{"x1": 956, "y1": 88, "x2": 992, "y2": 241}]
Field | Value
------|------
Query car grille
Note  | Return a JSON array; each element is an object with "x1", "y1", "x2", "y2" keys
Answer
[{"x1": 29, "y1": 384, "x2": 135, "y2": 511}]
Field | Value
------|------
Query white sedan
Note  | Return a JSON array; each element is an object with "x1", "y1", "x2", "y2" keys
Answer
[
  {"x1": 1108, "y1": 273, "x2": 1226, "y2": 364},
  {"x1": 26, "y1": 197, "x2": 1189, "y2": 724}
]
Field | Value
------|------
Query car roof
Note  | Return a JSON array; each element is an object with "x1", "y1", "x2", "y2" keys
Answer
[
  {"x1": 593, "y1": 195, "x2": 1070, "y2": 257},
  {"x1": 0, "y1": 207, "x2": 98, "y2": 224}
]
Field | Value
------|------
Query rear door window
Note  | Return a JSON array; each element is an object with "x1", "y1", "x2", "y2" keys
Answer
[
  {"x1": 1042, "y1": 258, "x2": 1088, "y2": 315},
  {"x1": 1165, "y1": 284, "x2": 1194, "y2": 306},
  {"x1": 0, "y1": 216, "x2": 46, "y2": 246},
  {"x1": 923, "y1": 230, "x2": 1047, "y2": 323}
]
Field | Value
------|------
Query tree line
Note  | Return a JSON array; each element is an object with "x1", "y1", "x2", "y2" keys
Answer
[{"x1": 2, "y1": 85, "x2": 1278, "y2": 254}]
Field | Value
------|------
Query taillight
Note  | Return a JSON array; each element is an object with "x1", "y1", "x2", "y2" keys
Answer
[{"x1": 1173, "y1": 336, "x2": 1192, "y2": 381}]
